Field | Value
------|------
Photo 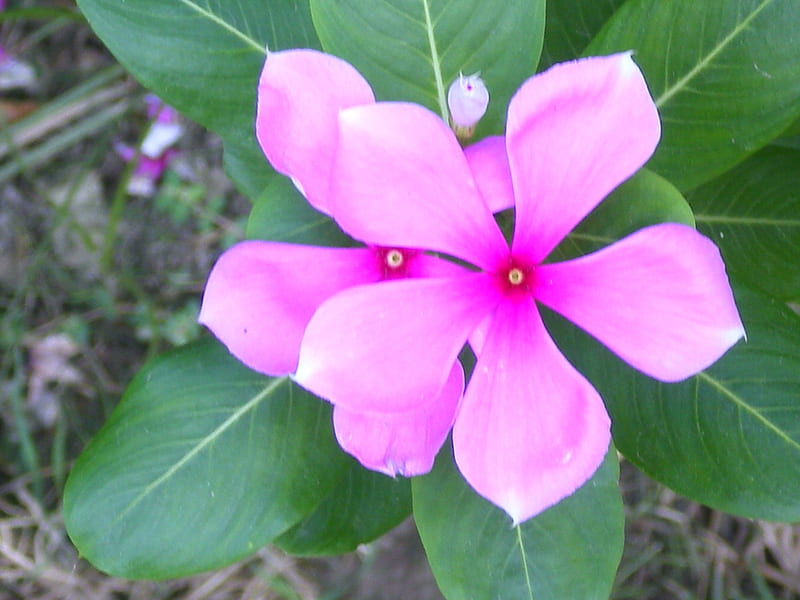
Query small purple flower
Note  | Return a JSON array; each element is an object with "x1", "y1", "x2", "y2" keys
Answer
[
  {"x1": 115, "y1": 96, "x2": 183, "y2": 196},
  {"x1": 0, "y1": 19, "x2": 36, "y2": 92},
  {"x1": 140, "y1": 94, "x2": 183, "y2": 158}
]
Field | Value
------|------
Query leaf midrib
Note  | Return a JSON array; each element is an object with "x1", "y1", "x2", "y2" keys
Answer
[
  {"x1": 654, "y1": 0, "x2": 773, "y2": 108},
  {"x1": 697, "y1": 371, "x2": 800, "y2": 452},
  {"x1": 176, "y1": 0, "x2": 265, "y2": 53},
  {"x1": 421, "y1": 0, "x2": 448, "y2": 121},
  {"x1": 105, "y1": 377, "x2": 287, "y2": 532},
  {"x1": 695, "y1": 214, "x2": 800, "y2": 227}
]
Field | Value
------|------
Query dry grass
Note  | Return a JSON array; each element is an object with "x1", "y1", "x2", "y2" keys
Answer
[
  {"x1": 0, "y1": 472, "x2": 325, "y2": 600},
  {"x1": 615, "y1": 461, "x2": 800, "y2": 600}
]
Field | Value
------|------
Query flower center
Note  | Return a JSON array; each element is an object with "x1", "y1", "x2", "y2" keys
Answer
[
  {"x1": 507, "y1": 268, "x2": 524, "y2": 286},
  {"x1": 385, "y1": 249, "x2": 404, "y2": 269},
  {"x1": 498, "y1": 259, "x2": 536, "y2": 297}
]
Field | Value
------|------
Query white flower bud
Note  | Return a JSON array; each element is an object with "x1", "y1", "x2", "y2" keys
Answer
[{"x1": 447, "y1": 72, "x2": 489, "y2": 139}]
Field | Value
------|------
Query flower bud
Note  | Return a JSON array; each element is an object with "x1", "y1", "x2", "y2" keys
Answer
[{"x1": 447, "y1": 72, "x2": 489, "y2": 140}]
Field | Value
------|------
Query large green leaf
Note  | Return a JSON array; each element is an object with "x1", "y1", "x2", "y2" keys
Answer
[
  {"x1": 545, "y1": 279, "x2": 800, "y2": 521},
  {"x1": 75, "y1": 0, "x2": 321, "y2": 199},
  {"x1": 539, "y1": 0, "x2": 624, "y2": 69},
  {"x1": 246, "y1": 176, "x2": 352, "y2": 247},
  {"x1": 414, "y1": 445, "x2": 623, "y2": 600},
  {"x1": 310, "y1": 0, "x2": 545, "y2": 136},
  {"x1": 688, "y1": 146, "x2": 800, "y2": 300},
  {"x1": 63, "y1": 337, "x2": 350, "y2": 578},
  {"x1": 552, "y1": 168, "x2": 695, "y2": 261},
  {"x1": 587, "y1": 0, "x2": 800, "y2": 191},
  {"x1": 275, "y1": 463, "x2": 412, "y2": 556}
]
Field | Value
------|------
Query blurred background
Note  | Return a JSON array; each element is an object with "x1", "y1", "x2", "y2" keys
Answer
[{"x1": 1, "y1": 2, "x2": 799, "y2": 599}]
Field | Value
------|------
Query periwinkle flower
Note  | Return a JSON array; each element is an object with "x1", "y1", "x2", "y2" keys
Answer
[
  {"x1": 201, "y1": 50, "x2": 744, "y2": 524},
  {"x1": 290, "y1": 53, "x2": 744, "y2": 523},
  {"x1": 448, "y1": 72, "x2": 489, "y2": 140},
  {"x1": 200, "y1": 50, "x2": 469, "y2": 476}
]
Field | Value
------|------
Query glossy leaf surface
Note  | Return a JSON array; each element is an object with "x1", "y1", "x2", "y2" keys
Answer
[
  {"x1": 414, "y1": 446, "x2": 623, "y2": 600},
  {"x1": 552, "y1": 168, "x2": 695, "y2": 261},
  {"x1": 689, "y1": 146, "x2": 800, "y2": 300},
  {"x1": 588, "y1": 0, "x2": 800, "y2": 190},
  {"x1": 246, "y1": 176, "x2": 352, "y2": 247},
  {"x1": 539, "y1": 0, "x2": 624, "y2": 68},
  {"x1": 546, "y1": 280, "x2": 800, "y2": 521},
  {"x1": 276, "y1": 464, "x2": 412, "y2": 556},
  {"x1": 64, "y1": 338, "x2": 349, "y2": 578},
  {"x1": 75, "y1": 0, "x2": 320, "y2": 199},
  {"x1": 310, "y1": 0, "x2": 545, "y2": 136}
]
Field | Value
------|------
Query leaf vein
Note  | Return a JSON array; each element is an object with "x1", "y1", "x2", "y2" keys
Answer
[{"x1": 655, "y1": 0, "x2": 773, "y2": 108}]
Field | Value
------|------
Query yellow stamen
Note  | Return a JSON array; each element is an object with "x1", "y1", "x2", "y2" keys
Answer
[
  {"x1": 508, "y1": 268, "x2": 524, "y2": 285},
  {"x1": 385, "y1": 250, "x2": 404, "y2": 269}
]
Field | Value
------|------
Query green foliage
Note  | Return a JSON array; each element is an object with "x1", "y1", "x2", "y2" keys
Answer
[
  {"x1": 64, "y1": 338, "x2": 351, "y2": 578},
  {"x1": 539, "y1": 0, "x2": 624, "y2": 69},
  {"x1": 246, "y1": 177, "x2": 351, "y2": 247},
  {"x1": 75, "y1": 0, "x2": 320, "y2": 199},
  {"x1": 311, "y1": 0, "x2": 545, "y2": 136},
  {"x1": 275, "y1": 464, "x2": 412, "y2": 556},
  {"x1": 414, "y1": 446, "x2": 623, "y2": 600},
  {"x1": 547, "y1": 279, "x2": 800, "y2": 521},
  {"x1": 553, "y1": 168, "x2": 695, "y2": 260},
  {"x1": 587, "y1": 0, "x2": 800, "y2": 191},
  {"x1": 689, "y1": 146, "x2": 800, "y2": 300}
]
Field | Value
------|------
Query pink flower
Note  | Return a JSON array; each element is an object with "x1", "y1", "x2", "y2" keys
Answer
[
  {"x1": 290, "y1": 52, "x2": 745, "y2": 523},
  {"x1": 200, "y1": 50, "x2": 477, "y2": 476}
]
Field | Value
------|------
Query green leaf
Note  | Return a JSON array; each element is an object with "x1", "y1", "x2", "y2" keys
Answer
[
  {"x1": 688, "y1": 146, "x2": 800, "y2": 300},
  {"x1": 75, "y1": 0, "x2": 320, "y2": 199},
  {"x1": 222, "y1": 139, "x2": 276, "y2": 202},
  {"x1": 414, "y1": 445, "x2": 623, "y2": 600},
  {"x1": 552, "y1": 168, "x2": 695, "y2": 260},
  {"x1": 539, "y1": 0, "x2": 624, "y2": 69},
  {"x1": 545, "y1": 279, "x2": 800, "y2": 521},
  {"x1": 310, "y1": 0, "x2": 545, "y2": 136},
  {"x1": 63, "y1": 337, "x2": 350, "y2": 578},
  {"x1": 246, "y1": 176, "x2": 352, "y2": 247},
  {"x1": 275, "y1": 464, "x2": 412, "y2": 556},
  {"x1": 587, "y1": 0, "x2": 800, "y2": 191}
]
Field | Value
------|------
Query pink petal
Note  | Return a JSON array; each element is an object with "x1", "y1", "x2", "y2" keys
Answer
[
  {"x1": 332, "y1": 102, "x2": 508, "y2": 270},
  {"x1": 464, "y1": 135, "x2": 515, "y2": 213},
  {"x1": 406, "y1": 252, "x2": 473, "y2": 279},
  {"x1": 453, "y1": 298, "x2": 611, "y2": 524},
  {"x1": 332, "y1": 362, "x2": 464, "y2": 477},
  {"x1": 508, "y1": 53, "x2": 661, "y2": 263},
  {"x1": 535, "y1": 223, "x2": 745, "y2": 382},
  {"x1": 199, "y1": 241, "x2": 380, "y2": 376},
  {"x1": 256, "y1": 49, "x2": 375, "y2": 214},
  {"x1": 295, "y1": 274, "x2": 502, "y2": 413}
]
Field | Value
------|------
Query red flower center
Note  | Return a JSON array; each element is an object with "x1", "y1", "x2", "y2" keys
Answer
[{"x1": 498, "y1": 258, "x2": 536, "y2": 297}]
